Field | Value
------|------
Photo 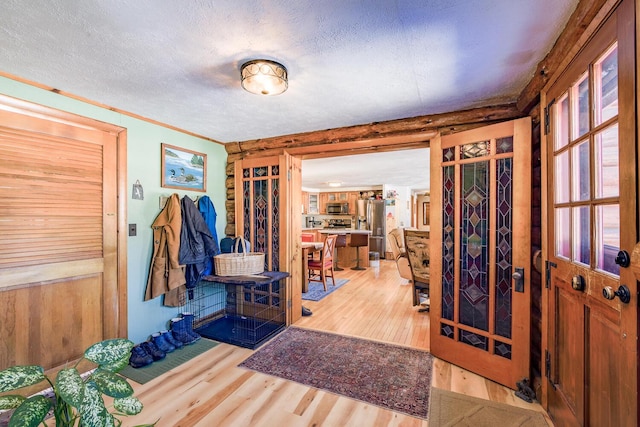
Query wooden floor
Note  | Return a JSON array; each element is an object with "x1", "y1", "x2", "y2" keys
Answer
[{"x1": 123, "y1": 260, "x2": 553, "y2": 426}]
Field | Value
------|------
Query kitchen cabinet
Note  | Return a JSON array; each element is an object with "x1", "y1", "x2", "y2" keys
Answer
[
  {"x1": 308, "y1": 192, "x2": 319, "y2": 214},
  {"x1": 347, "y1": 192, "x2": 358, "y2": 214},
  {"x1": 301, "y1": 191, "x2": 319, "y2": 214},
  {"x1": 318, "y1": 193, "x2": 328, "y2": 214}
]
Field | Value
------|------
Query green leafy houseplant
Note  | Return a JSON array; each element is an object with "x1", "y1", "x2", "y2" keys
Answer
[{"x1": 0, "y1": 338, "x2": 155, "y2": 427}]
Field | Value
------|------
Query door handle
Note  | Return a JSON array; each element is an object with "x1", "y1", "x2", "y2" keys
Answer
[
  {"x1": 571, "y1": 275, "x2": 585, "y2": 291},
  {"x1": 615, "y1": 250, "x2": 631, "y2": 268},
  {"x1": 602, "y1": 285, "x2": 631, "y2": 304},
  {"x1": 513, "y1": 267, "x2": 524, "y2": 293}
]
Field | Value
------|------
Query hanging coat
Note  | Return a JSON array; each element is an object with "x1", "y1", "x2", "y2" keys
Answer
[
  {"x1": 179, "y1": 195, "x2": 217, "y2": 291},
  {"x1": 145, "y1": 193, "x2": 186, "y2": 306},
  {"x1": 197, "y1": 195, "x2": 220, "y2": 275}
]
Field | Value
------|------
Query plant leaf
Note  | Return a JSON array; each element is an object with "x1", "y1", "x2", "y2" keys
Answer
[
  {"x1": 56, "y1": 368, "x2": 85, "y2": 408},
  {"x1": 100, "y1": 356, "x2": 129, "y2": 373},
  {"x1": 79, "y1": 382, "x2": 112, "y2": 427},
  {"x1": 113, "y1": 396, "x2": 143, "y2": 415},
  {"x1": 7, "y1": 395, "x2": 51, "y2": 427},
  {"x1": 0, "y1": 394, "x2": 25, "y2": 410},
  {"x1": 0, "y1": 366, "x2": 45, "y2": 392},
  {"x1": 84, "y1": 339, "x2": 134, "y2": 366},
  {"x1": 91, "y1": 370, "x2": 133, "y2": 398}
]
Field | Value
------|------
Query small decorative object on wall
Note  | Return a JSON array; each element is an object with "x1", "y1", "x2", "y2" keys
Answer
[
  {"x1": 132, "y1": 179, "x2": 144, "y2": 200},
  {"x1": 161, "y1": 143, "x2": 207, "y2": 192}
]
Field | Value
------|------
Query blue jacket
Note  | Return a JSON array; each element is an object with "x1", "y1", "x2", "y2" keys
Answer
[{"x1": 197, "y1": 195, "x2": 221, "y2": 275}]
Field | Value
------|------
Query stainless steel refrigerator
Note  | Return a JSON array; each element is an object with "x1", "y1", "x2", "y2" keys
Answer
[{"x1": 356, "y1": 199, "x2": 386, "y2": 256}]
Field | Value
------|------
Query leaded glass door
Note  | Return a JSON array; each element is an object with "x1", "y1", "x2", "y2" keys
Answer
[
  {"x1": 430, "y1": 118, "x2": 531, "y2": 389},
  {"x1": 234, "y1": 153, "x2": 302, "y2": 325}
]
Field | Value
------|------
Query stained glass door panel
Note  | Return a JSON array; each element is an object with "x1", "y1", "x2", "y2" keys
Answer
[{"x1": 430, "y1": 118, "x2": 531, "y2": 389}]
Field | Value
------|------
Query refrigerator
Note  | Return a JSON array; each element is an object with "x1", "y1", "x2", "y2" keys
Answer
[{"x1": 356, "y1": 199, "x2": 386, "y2": 257}]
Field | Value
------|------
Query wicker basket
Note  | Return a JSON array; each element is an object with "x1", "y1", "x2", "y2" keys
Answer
[{"x1": 214, "y1": 237, "x2": 265, "y2": 276}]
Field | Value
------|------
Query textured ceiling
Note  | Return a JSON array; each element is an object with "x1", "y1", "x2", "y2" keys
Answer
[{"x1": 1, "y1": 0, "x2": 578, "y2": 190}]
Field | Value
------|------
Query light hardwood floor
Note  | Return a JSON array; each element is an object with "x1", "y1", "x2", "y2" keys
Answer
[{"x1": 123, "y1": 260, "x2": 553, "y2": 426}]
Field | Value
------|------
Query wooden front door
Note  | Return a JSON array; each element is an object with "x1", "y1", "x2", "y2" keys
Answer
[
  {"x1": 542, "y1": 0, "x2": 637, "y2": 425},
  {"x1": 234, "y1": 153, "x2": 302, "y2": 325},
  {"x1": 0, "y1": 95, "x2": 126, "y2": 372},
  {"x1": 429, "y1": 117, "x2": 532, "y2": 389}
]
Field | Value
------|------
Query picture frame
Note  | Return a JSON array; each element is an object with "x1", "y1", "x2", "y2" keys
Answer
[{"x1": 161, "y1": 143, "x2": 207, "y2": 192}]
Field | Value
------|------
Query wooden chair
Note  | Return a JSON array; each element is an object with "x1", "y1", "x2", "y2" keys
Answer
[
  {"x1": 403, "y1": 229, "x2": 430, "y2": 312},
  {"x1": 307, "y1": 234, "x2": 338, "y2": 291}
]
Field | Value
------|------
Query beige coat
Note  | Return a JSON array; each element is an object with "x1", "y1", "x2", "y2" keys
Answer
[{"x1": 145, "y1": 193, "x2": 186, "y2": 306}]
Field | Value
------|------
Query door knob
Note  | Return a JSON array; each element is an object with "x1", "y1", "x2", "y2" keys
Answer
[
  {"x1": 512, "y1": 267, "x2": 524, "y2": 293},
  {"x1": 615, "y1": 250, "x2": 631, "y2": 268},
  {"x1": 602, "y1": 285, "x2": 631, "y2": 304}
]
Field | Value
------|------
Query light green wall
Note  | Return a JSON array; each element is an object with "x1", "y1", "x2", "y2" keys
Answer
[{"x1": 0, "y1": 77, "x2": 228, "y2": 344}]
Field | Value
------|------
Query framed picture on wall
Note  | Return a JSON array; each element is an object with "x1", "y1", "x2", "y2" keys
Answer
[{"x1": 161, "y1": 143, "x2": 207, "y2": 192}]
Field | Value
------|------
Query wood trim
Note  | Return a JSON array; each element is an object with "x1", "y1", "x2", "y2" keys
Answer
[
  {"x1": 0, "y1": 72, "x2": 224, "y2": 145},
  {"x1": 116, "y1": 129, "x2": 128, "y2": 339},
  {"x1": 0, "y1": 259, "x2": 105, "y2": 290}
]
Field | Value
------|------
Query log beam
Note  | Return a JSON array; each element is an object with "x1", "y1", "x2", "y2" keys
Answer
[
  {"x1": 226, "y1": 103, "x2": 521, "y2": 157},
  {"x1": 517, "y1": 0, "x2": 618, "y2": 113}
]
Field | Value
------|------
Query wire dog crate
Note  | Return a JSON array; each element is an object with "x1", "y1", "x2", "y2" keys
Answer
[{"x1": 185, "y1": 271, "x2": 288, "y2": 349}]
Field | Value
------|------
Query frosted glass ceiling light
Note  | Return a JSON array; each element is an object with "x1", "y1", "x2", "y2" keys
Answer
[{"x1": 241, "y1": 59, "x2": 288, "y2": 96}]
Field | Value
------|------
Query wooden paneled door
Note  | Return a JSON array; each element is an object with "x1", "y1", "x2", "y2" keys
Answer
[
  {"x1": 429, "y1": 117, "x2": 532, "y2": 389},
  {"x1": 234, "y1": 153, "x2": 302, "y2": 325},
  {"x1": 0, "y1": 95, "x2": 127, "y2": 372},
  {"x1": 542, "y1": 0, "x2": 637, "y2": 425}
]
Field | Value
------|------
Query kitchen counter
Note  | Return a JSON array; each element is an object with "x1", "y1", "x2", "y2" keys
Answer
[{"x1": 319, "y1": 229, "x2": 372, "y2": 235}]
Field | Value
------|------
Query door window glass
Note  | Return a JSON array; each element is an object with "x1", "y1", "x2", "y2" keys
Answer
[
  {"x1": 555, "y1": 151, "x2": 570, "y2": 203},
  {"x1": 571, "y1": 141, "x2": 590, "y2": 201},
  {"x1": 555, "y1": 94, "x2": 570, "y2": 150},
  {"x1": 596, "y1": 204, "x2": 620, "y2": 275},
  {"x1": 555, "y1": 208, "x2": 570, "y2": 259},
  {"x1": 594, "y1": 44, "x2": 618, "y2": 126},
  {"x1": 595, "y1": 124, "x2": 619, "y2": 198},
  {"x1": 573, "y1": 73, "x2": 590, "y2": 139},
  {"x1": 551, "y1": 43, "x2": 619, "y2": 276},
  {"x1": 572, "y1": 206, "x2": 590, "y2": 265}
]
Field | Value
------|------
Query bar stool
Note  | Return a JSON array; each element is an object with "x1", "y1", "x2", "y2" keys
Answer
[
  {"x1": 349, "y1": 233, "x2": 368, "y2": 270},
  {"x1": 333, "y1": 234, "x2": 347, "y2": 271}
]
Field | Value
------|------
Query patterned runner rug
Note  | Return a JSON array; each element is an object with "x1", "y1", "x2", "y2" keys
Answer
[{"x1": 239, "y1": 327, "x2": 432, "y2": 419}]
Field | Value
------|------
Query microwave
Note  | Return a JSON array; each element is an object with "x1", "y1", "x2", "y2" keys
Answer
[{"x1": 326, "y1": 202, "x2": 349, "y2": 214}]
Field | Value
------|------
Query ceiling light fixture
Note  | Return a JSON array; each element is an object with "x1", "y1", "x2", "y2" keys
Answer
[
  {"x1": 240, "y1": 59, "x2": 288, "y2": 96},
  {"x1": 328, "y1": 181, "x2": 342, "y2": 187}
]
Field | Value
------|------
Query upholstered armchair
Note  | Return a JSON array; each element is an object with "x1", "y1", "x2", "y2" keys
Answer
[{"x1": 388, "y1": 228, "x2": 412, "y2": 282}]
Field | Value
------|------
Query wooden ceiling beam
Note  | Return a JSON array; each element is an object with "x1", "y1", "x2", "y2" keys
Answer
[
  {"x1": 227, "y1": 103, "x2": 521, "y2": 156},
  {"x1": 517, "y1": 0, "x2": 617, "y2": 113}
]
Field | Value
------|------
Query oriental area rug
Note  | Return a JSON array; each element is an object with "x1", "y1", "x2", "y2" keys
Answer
[
  {"x1": 302, "y1": 278, "x2": 349, "y2": 301},
  {"x1": 239, "y1": 327, "x2": 432, "y2": 419}
]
